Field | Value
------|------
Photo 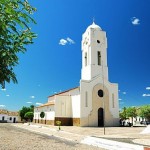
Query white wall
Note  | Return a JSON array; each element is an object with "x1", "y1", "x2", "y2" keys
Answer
[
  {"x1": 0, "y1": 114, "x2": 7, "y2": 121},
  {"x1": 81, "y1": 26, "x2": 108, "y2": 81},
  {"x1": 0, "y1": 114, "x2": 18, "y2": 123},
  {"x1": 34, "y1": 105, "x2": 55, "y2": 120},
  {"x1": 72, "y1": 94, "x2": 80, "y2": 118},
  {"x1": 108, "y1": 82, "x2": 119, "y2": 118},
  {"x1": 7, "y1": 116, "x2": 18, "y2": 123},
  {"x1": 55, "y1": 95, "x2": 72, "y2": 117}
]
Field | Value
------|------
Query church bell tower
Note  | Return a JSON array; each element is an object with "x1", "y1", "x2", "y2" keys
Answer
[
  {"x1": 81, "y1": 22, "x2": 108, "y2": 81},
  {"x1": 80, "y1": 22, "x2": 119, "y2": 127}
]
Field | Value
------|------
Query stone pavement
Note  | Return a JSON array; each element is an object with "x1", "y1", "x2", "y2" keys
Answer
[{"x1": 12, "y1": 123, "x2": 150, "y2": 150}]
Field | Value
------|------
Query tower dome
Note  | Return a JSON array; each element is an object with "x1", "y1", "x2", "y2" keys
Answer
[{"x1": 86, "y1": 22, "x2": 102, "y2": 30}]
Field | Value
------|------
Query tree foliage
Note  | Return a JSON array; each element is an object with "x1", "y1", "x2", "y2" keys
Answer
[
  {"x1": 24, "y1": 111, "x2": 33, "y2": 121},
  {"x1": 19, "y1": 105, "x2": 34, "y2": 121},
  {"x1": 126, "y1": 107, "x2": 137, "y2": 118},
  {"x1": 0, "y1": 0, "x2": 37, "y2": 88},
  {"x1": 138, "y1": 105, "x2": 150, "y2": 121},
  {"x1": 119, "y1": 107, "x2": 127, "y2": 120},
  {"x1": 126, "y1": 107, "x2": 137, "y2": 124},
  {"x1": 40, "y1": 111, "x2": 45, "y2": 119},
  {"x1": 120, "y1": 105, "x2": 150, "y2": 123}
]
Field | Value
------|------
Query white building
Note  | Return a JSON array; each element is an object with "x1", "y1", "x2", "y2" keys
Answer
[
  {"x1": 0, "y1": 109, "x2": 19, "y2": 123},
  {"x1": 34, "y1": 22, "x2": 119, "y2": 127}
]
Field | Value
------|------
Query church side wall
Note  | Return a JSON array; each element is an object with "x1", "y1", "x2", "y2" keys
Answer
[
  {"x1": 108, "y1": 82, "x2": 119, "y2": 119},
  {"x1": 34, "y1": 105, "x2": 55, "y2": 125},
  {"x1": 80, "y1": 80, "x2": 93, "y2": 126},
  {"x1": 55, "y1": 95, "x2": 72, "y2": 118},
  {"x1": 71, "y1": 94, "x2": 80, "y2": 126},
  {"x1": 54, "y1": 90, "x2": 81, "y2": 126}
]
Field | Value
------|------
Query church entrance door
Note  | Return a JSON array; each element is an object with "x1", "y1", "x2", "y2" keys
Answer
[{"x1": 98, "y1": 108, "x2": 104, "y2": 127}]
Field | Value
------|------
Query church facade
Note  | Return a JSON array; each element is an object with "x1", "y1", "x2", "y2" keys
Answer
[{"x1": 34, "y1": 22, "x2": 119, "y2": 127}]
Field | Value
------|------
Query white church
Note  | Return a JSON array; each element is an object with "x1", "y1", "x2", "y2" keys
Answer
[{"x1": 34, "y1": 22, "x2": 119, "y2": 127}]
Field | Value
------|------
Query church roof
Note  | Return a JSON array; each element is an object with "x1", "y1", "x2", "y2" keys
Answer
[
  {"x1": 48, "y1": 87, "x2": 79, "y2": 98},
  {"x1": 87, "y1": 22, "x2": 102, "y2": 30},
  {"x1": 36, "y1": 101, "x2": 55, "y2": 108},
  {"x1": 35, "y1": 87, "x2": 79, "y2": 108}
]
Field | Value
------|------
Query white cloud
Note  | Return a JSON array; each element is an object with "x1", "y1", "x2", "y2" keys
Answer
[
  {"x1": 6, "y1": 94, "x2": 10, "y2": 97},
  {"x1": 36, "y1": 102, "x2": 42, "y2": 105},
  {"x1": 142, "y1": 94, "x2": 150, "y2": 97},
  {"x1": 119, "y1": 98, "x2": 122, "y2": 101},
  {"x1": 1, "y1": 88, "x2": 6, "y2": 91},
  {"x1": 0, "y1": 105, "x2": 6, "y2": 108},
  {"x1": 59, "y1": 37, "x2": 75, "y2": 46},
  {"x1": 146, "y1": 87, "x2": 150, "y2": 90},
  {"x1": 27, "y1": 102, "x2": 32, "y2": 104},
  {"x1": 30, "y1": 96, "x2": 35, "y2": 99},
  {"x1": 66, "y1": 37, "x2": 75, "y2": 44},
  {"x1": 59, "y1": 39, "x2": 68, "y2": 45},
  {"x1": 131, "y1": 17, "x2": 140, "y2": 25},
  {"x1": 122, "y1": 92, "x2": 126, "y2": 95}
]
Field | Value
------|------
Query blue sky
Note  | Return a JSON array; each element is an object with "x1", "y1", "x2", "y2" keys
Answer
[{"x1": 0, "y1": 0, "x2": 150, "y2": 111}]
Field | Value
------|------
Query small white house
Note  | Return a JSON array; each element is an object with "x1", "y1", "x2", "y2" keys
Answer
[
  {"x1": 34, "y1": 22, "x2": 119, "y2": 127},
  {"x1": 0, "y1": 109, "x2": 19, "y2": 123}
]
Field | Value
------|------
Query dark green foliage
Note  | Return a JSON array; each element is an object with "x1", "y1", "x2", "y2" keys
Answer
[
  {"x1": 19, "y1": 105, "x2": 34, "y2": 121},
  {"x1": 40, "y1": 111, "x2": 45, "y2": 119},
  {"x1": 0, "y1": 0, "x2": 37, "y2": 88},
  {"x1": 24, "y1": 111, "x2": 33, "y2": 122}
]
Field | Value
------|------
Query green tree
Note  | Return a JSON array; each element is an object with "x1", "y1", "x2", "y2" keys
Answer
[
  {"x1": 19, "y1": 105, "x2": 34, "y2": 121},
  {"x1": 24, "y1": 111, "x2": 33, "y2": 122},
  {"x1": 126, "y1": 107, "x2": 137, "y2": 124},
  {"x1": 30, "y1": 105, "x2": 34, "y2": 112},
  {"x1": 40, "y1": 111, "x2": 45, "y2": 118},
  {"x1": 138, "y1": 105, "x2": 150, "y2": 121},
  {"x1": 119, "y1": 107, "x2": 127, "y2": 120},
  {"x1": 40, "y1": 111, "x2": 45, "y2": 123},
  {"x1": 0, "y1": 0, "x2": 37, "y2": 88}
]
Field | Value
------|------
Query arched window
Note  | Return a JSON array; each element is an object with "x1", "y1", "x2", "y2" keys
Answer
[{"x1": 97, "y1": 51, "x2": 101, "y2": 65}]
